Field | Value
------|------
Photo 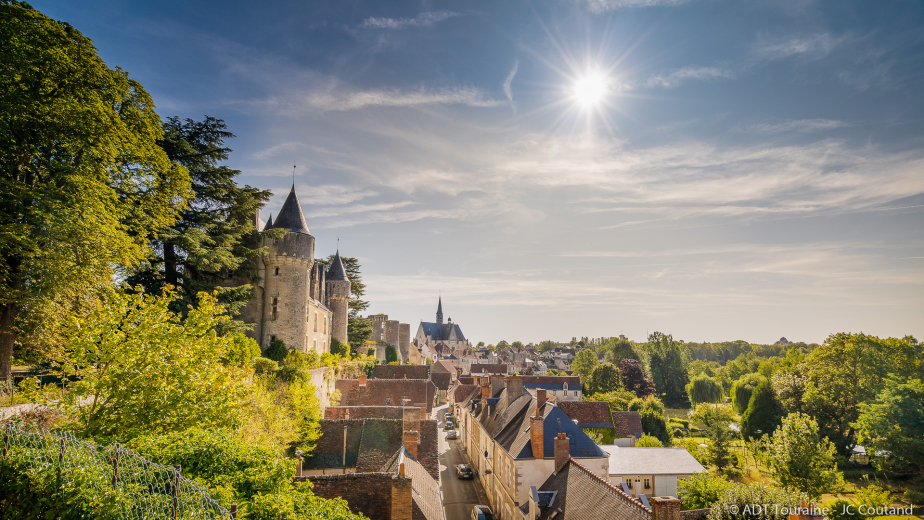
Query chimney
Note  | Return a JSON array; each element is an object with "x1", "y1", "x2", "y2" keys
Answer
[
  {"x1": 481, "y1": 380, "x2": 491, "y2": 400},
  {"x1": 651, "y1": 497, "x2": 681, "y2": 520},
  {"x1": 490, "y1": 374, "x2": 504, "y2": 397},
  {"x1": 536, "y1": 388, "x2": 547, "y2": 410},
  {"x1": 505, "y1": 376, "x2": 524, "y2": 401},
  {"x1": 530, "y1": 415, "x2": 544, "y2": 459},
  {"x1": 403, "y1": 430, "x2": 419, "y2": 459},
  {"x1": 391, "y1": 468, "x2": 413, "y2": 520},
  {"x1": 554, "y1": 433, "x2": 570, "y2": 473},
  {"x1": 359, "y1": 373, "x2": 367, "y2": 386}
]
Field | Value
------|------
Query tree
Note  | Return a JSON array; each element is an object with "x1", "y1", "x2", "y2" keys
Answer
[
  {"x1": 329, "y1": 338, "x2": 349, "y2": 358},
  {"x1": 51, "y1": 288, "x2": 250, "y2": 439},
  {"x1": 686, "y1": 374, "x2": 724, "y2": 407},
  {"x1": 588, "y1": 363, "x2": 621, "y2": 394},
  {"x1": 691, "y1": 404, "x2": 736, "y2": 471},
  {"x1": 0, "y1": 2, "x2": 192, "y2": 382},
  {"x1": 731, "y1": 373, "x2": 767, "y2": 414},
  {"x1": 496, "y1": 340, "x2": 510, "y2": 350},
  {"x1": 125, "y1": 116, "x2": 273, "y2": 331},
  {"x1": 629, "y1": 394, "x2": 665, "y2": 416},
  {"x1": 511, "y1": 341, "x2": 524, "y2": 349},
  {"x1": 265, "y1": 338, "x2": 289, "y2": 363},
  {"x1": 385, "y1": 346, "x2": 399, "y2": 364},
  {"x1": 707, "y1": 482, "x2": 808, "y2": 520},
  {"x1": 636, "y1": 434, "x2": 663, "y2": 447},
  {"x1": 322, "y1": 255, "x2": 372, "y2": 355},
  {"x1": 619, "y1": 359, "x2": 656, "y2": 397},
  {"x1": 741, "y1": 380, "x2": 785, "y2": 441},
  {"x1": 571, "y1": 349, "x2": 599, "y2": 382},
  {"x1": 639, "y1": 408, "x2": 672, "y2": 446},
  {"x1": 646, "y1": 332, "x2": 691, "y2": 407},
  {"x1": 766, "y1": 412, "x2": 843, "y2": 499},
  {"x1": 678, "y1": 472, "x2": 732, "y2": 509},
  {"x1": 854, "y1": 377, "x2": 924, "y2": 479},
  {"x1": 603, "y1": 338, "x2": 639, "y2": 365}
]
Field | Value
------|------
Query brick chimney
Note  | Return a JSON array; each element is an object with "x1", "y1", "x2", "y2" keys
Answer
[
  {"x1": 391, "y1": 470, "x2": 413, "y2": 520},
  {"x1": 481, "y1": 380, "x2": 491, "y2": 400},
  {"x1": 505, "y1": 376, "x2": 524, "y2": 401},
  {"x1": 490, "y1": 374, "x2": 504, "y2": 397},
  {"x1": 359, "y1": 373, "x2": 367, "y2": 386},
  {"x1": 651, "y1": 497, "x2": 681, "y2": 520},
  {"x1": 554, "y1": 433, "x2": 570, "y2": 473},
  {"x1": 403, "y1": 430, "x2": 419, "y2": 459},
  {"x1": 530, "y1": 415, "x2": 544, "y2": 459},
  {"x1": 536, "y1": 388, "x2": 547, "y2": 410}
]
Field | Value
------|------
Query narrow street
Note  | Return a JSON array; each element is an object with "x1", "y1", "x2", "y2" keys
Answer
[{"x1": 435, "y1": 403, "x2": 488, "y2": 520}]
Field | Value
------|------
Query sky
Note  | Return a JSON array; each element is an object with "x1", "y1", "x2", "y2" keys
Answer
[{"x1": 37, "y1": 0, "x2": 924, "y2": 346}]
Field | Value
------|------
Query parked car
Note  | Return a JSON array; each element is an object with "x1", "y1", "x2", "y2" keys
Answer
[
  {"x1": 472, "y1": 505, "x2": 494, "y2": 520},
  {"x1": 446, "y1": 430, "x2": 458, "y2": 440},
  {"x1": 444, "y1": 420, "x2": 454, "y2": 430},
  {"x1": 444, "y1": 412, "x2": 453, "y2": 421},
  {"x1": 456, "y1": 464, "x2": 474, "y2": 479}
]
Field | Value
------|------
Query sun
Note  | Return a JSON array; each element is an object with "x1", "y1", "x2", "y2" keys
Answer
[{"x1": 573, "y1": 71, "x2": 609, "y2": 108}]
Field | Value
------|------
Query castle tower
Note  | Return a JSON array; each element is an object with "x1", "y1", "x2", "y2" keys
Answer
[
  {"x1": 436, "y1": 296, "x2": 443, "y2": 325},
  {"x1": 259, "y1": 185, "x2": 314, "y2": 351},
  {"x1": 326, "y1": 250, "x2": 351, "y2": 344}
]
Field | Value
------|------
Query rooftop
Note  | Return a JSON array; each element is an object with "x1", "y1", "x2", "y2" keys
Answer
[{"x1": 602, "y1": 445, "x2": 707, "y2": 475}]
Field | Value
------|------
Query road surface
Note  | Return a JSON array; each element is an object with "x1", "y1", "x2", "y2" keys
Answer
[{"x1": 436, "y1": 403, "x2": 488, "y2": 520}]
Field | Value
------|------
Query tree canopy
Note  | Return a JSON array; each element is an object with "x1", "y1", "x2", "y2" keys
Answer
[
  {"x1": 0, "y1": 1, "x2": 192, "y2": 381},
  {"x1": 571, "y1": 349, "x2": 599, "y2": 382},
  {"x1": 646, "y1": 332, "x2": 691, "y2": 407},
  {"x1": 766, "y1": 412, "x2": 843, "y2": 499},
  {"x1": 587, "y1": 363, "x2": 621, "y2": 395}
]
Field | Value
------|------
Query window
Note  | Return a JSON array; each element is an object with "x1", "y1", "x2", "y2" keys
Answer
[
  {"x1": 386, "y1": 398, "x2": 392, "y2": 404},
  {"x1": 626, "y1": 479, "x2": 632, "y2": 488},
  {"x1": 324, "y1": 316, "x2": 327, "y2": 334},
  {"x1": 314, "y1": 311, "x2": 318, "y2": 332},
  {"x1": 274, "y1": 267, "x2": 279, "y2": 276},
  {"x1": 313, "y1": 339, "x2": 317, "y2": 349},
  {"x1": 573, "y1": 391, "x2": 578, "y2": 397},
  {"x1": 271, "y1": 298, "x2": 278, "y2": 321},
  {"x1": 644, "y1": 479, "x2": 650, "y2": 489}
]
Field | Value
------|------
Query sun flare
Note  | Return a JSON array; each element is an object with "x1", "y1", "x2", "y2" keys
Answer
[{"x1": 573, "y1": 71, "x2": 609, "y2": 107}]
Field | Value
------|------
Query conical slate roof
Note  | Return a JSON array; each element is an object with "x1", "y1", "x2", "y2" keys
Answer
[
  {"x1": 437, "y1": 297, "x2": 443, "y2": 315},
  {"x1": 265, "y1": 213, "x2": 273, "y2": 228},
  {"x1": 327, "y1": 250, "x2": 349, "y2": 281},
  {"x1": 271, "y1": 185, "x2": 310, "y2": 234}
]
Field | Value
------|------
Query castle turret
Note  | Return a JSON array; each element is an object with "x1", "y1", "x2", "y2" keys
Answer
[
  {"x1": 436, "y1": 296, "x2": 443, "y2": 325},
  {"x1": 326, "y1": 250, "x2": 351, "y2": 344}
]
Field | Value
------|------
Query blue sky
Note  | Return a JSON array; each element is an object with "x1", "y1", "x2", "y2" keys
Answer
[{"x1": 38, "y1": 0, "x2": 924, "y2": 345}]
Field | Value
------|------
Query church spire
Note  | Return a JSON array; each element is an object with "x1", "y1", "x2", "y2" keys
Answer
[
  {"x1": 436, "y1": 296, "x2": 443, "y2": 325},
  {"x1": 272, "y1": 185, "x2": 310, "y2": 234}
]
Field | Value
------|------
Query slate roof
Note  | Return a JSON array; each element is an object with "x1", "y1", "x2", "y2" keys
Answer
[
  {"x1": 305, "y1": 418, "x2": 397, "y2": 471},
  {"x1": 557, "y1": 401, "x2": 615, "y2": 430},
  {"x1": 603, "y1": 446, "x2": 706, "y2": 476},
  {"x1": 470, "y1": 364, "x2": 508, "y2": 374},
  {"x1": 270, "y1": 185, "x2": 310, "y2": 234},
  {"x1": 521, "y1": 376, "x2": 582, "y2": 387},
  {"x1": 534, "y1": 459, "x2": 652, "y2": 520},
  {"x1": 385, "y1": 448, "x2": 445, "y2": 520},
  {"x1": 420, "y1": 322, "x2": 467, "y2": 342},
  {"x1": 327, "y1": 250, "x2": 349, "y2": 281},
  {"x1": 431, "y1": 372, "x2": 452, "y2": 391},
  {"x1": 336, "y1": 378, "x2": 436, "y2": 414},
  {"x1": 612, "y1": 411, "x2": 645, "y2": 439},
  {"x1": 373, "y1": 365, "x2": 431, "y2": 380}
]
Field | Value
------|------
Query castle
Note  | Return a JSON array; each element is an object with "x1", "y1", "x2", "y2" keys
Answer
[{"x1": 240, "y1": 185, "x2": 351, "y2": 354}]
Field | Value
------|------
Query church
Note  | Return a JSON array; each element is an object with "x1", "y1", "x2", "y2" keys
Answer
[
  {"x1": 239, "y1": 185, "x2": 351, "y2": 354},
  {"x1": 414, "y1": 297, "x2": 470, "y2": 353}
]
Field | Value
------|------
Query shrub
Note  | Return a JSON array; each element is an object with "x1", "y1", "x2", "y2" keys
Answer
[
  {"x1": 385, "y1": 345, "x2": 399, "y2": 363},
  {"x1": 640, "y1": 408, "x2": 672, "y2": 445},
  {"x1": 678, "y1": 472, "x2": 732, "y2": 509},
  {"x1": 265, "y1": 339, "x2": 289, "y2": 363},
  {"x1": 637, "y1": 434, "x2": 663, "y2": 447},
  {"x1": 253, "y1": 357, "x2": 279, "y2": 375},
  {"x1": 707, "y1": 482, "x2": 809, "y2": 520},
  {"x1": 628, "y1": 394, "x2": 665, "y2": 415},
  {"x1": 224, "y1": 334, "x2": 262, "y2": 365},
  {"x1": 854, "y1": 484, "x2": 890, "y2": 510},
  {"x1": 330, "y1": 338, "x2": 349, "y2": 357}
]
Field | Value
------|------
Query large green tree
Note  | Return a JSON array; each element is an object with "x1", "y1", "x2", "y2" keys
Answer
[
  {"x1": 588, "y1": 362, "x2": 621, "y2": 395},
  {"x1": 766, "y1": 412, "x2": 843, "y2": 499},
  {"x1": 321, "y1": 255, "x2": 371, "y2": 355},
  {"x1": 646, "y1": 332, "x2": 691, "y2": 407},
  {"x1": 740, "y1": 380, "x2": 785, "y2": 441},
  {"x1": 731, "y1": 373, "x2": 767, "y2": 414},
  {"x1": 571, "y1": 349, "x2": 599, "y2": 382},
  {"x1": 854, "y1": 377, "x2": 924, "y2": 479},
  {"x1": 0, "y1": 2, "x2": 191, "y2": 382},
  {"x1": 126, "y1": 116, "x2": 273, "y2": 331},
  {"x1": 686, "y1": 374, "x2": 724, "y2": 407}
]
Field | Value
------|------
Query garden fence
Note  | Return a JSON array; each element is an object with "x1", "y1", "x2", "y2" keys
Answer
[{"x1": 2, "y1": 423, "x2": 237, "y2": 520}]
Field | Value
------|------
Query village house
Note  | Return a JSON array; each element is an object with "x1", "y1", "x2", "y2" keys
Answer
[
  {"x1": 520, "y1": 376, "x2": 583, "y2": 401},
  {"x1": 602, "y1": 446, "x2": 706, "y2": 498}
]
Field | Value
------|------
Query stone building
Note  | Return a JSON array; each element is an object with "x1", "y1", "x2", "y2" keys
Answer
[
  {"x1": 414, "y1": 297, "x2": 470, "y2": 353},
  {"x1": 368, "y1": 313, "x2": 416, "y2": 363},
  {"x1": 239, "y1": 185, "x2": 351, "y2": 354}
]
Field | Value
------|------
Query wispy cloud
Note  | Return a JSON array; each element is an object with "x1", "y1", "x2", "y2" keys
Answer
[
  {"x1": 751, "y1": 33, "x2": 844, "y2": 61},
  {"x1": 296, "y1": 87, "x2": 504, "y2": 111},
  {"x1": 645, "y1": 66, "x2": 733, "y2": 88},
  {"x1": 744, "y1": 119, "x2": 850, "y2": 134},
  {"x1": 503, "y1": 59, "x2": 519, "y2": 111},
  {"x1": 359, "y1": 11, "x2": 458, "y2": 30},
  {"x1": 579, "y1": 0, "x2": 689, "y2": 14}
]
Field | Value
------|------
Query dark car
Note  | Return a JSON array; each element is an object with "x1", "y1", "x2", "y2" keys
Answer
[
  {"x1": 444, "y1": 420, "x2": 454, "y2": 430},
  {"x1": 455, "y1": 464, "x2": 474, "y2": 479},
  {"x1": 472, "y1": 505, "x2": 494, "y2": 520},
  {"x1": 446, "y1": 430, "x2": 458, "y2": 440},
  {"x1": 444, "y1": 412, "x2": 454, "y2": 421}
]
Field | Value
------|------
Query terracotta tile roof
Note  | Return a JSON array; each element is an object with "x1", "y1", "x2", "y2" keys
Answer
[
  {"x1": 535, "y1": 459, "x2": 652, "y2": 520},
  {"x1": 373, "y1": 365, "x2": 431, "y2": 380},
  {"x1": 336, "y1": 378, "x2": 436, "y2": 414},
  {"x1": 557, "y1": 401, "x2": 615, "y2": 430},
  {"x1": 458, "y1": 376, "x2": 475, "y2": 385},
  {"x1": 611, "y1": 411, "x2": 644, "y2": 439},
  {"x1": 431, "y1": 360, "x2": 457, "y2": 375},
  {"x1": 453, "y1": 384, "x2": 478, "y2": 404},
  {"x1": 388, "y1": 449, "x2": 445, "y2": 520},
  {"x1": 417, "y1": 419, "x2": 440, "y2": 480},
  {"x1": 430, "y1": 372, "x2": 452, "y2": 391}
]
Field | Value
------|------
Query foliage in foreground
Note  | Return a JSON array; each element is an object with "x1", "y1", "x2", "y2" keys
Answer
[
  {"x1": 707, "y1": 482, "x2": 809, "y2": 520},
  {"x1": 766, "y1": 412, "x2": 843, "y2": 499}
]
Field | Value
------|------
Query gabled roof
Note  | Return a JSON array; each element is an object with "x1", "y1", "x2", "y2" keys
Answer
[
  {"x1": 373, "y1": 365, "x2": 430, "y2": 380},
  {"x1": 305, "y1": 418, "x2": 402, "y2": 471},
  {"x1": 327, "y1": 250, "x2": 349, "y2": 281},
  {"x1": 603, "y1": 446, "x2": 706, "y2": 476},
  {"x1": 534, "y1": 459, "x2": 652, "y2": 520},
  {"x1": 431, "y1": 360, "x2": 457, "y2": 375},
  {"x1": 557, "y1": 401, "x2": 615, "y2": 430},
  {"x1": 386, "y1": 448, "x2": 446, "y2": 520},
  {"x1": 270, "y1": 185, "x2": 310, "y2": 234},
  {"x1": 453, "y1": 384, "x2": 478, "y2": 404},
  {"x1": 470, "y1": 364, "x2": 508, "y2": 374},
  {"x1": 430, "y1": 372, "x2": 452, "y2": 391},
  {"x1": 419, "y1": 322, "x2": 466, "y2": 342},
  {"x1": 611, "y1": 411, "x2": 644, "y2": 439}
]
